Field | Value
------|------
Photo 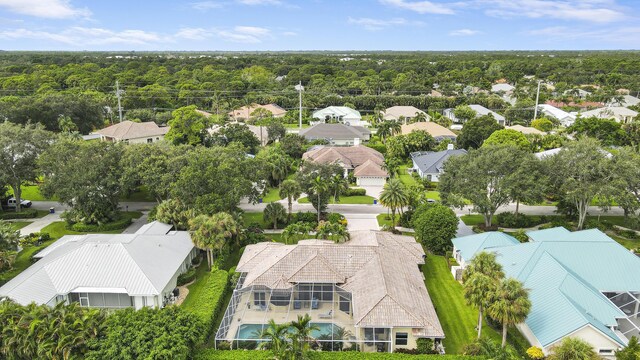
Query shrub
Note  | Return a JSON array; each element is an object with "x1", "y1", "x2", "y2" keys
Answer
[
  {"x1": 68, "y1": 216, "x2": 132, "y2": 232},
  {"x1": 0, "y1": 209, "x2": 38, "y2": 219},
  {"x1": 182, "y1": 269, "x2": 230, "y2": 339},
  {"x1": 177, "y1": 268, "x2": 196, "y2": 286},
  {"x1": 327, "y1": 212, "x2": 346, "y2": 224},
  {"x1": 365, "y1": 143, "x2": 386, "y2": 154},
  {"x1": 19, "y1": 232, "x2": 51, "y2": 247},
  {"x1": 291, "y1": 212, "x2": 317, "y2": 227},
  {"x1": 194, "y1": 349, "x2": 474, "y2": 359},
  {"x1": 417, "y1": 338, "x2": 437, "y2": 354},
  {"x1": 496, "y1": 212, "x2": 534, "y2": 228},
  {"x1": 583, "y1": 218, "x2": 613, "y2": 232},
  {"x1": 399, "y1": 210, "x2": 413, "y2": 228},
  {"x1": 342, "y1": 188, "x2": 366, "y2": 197},
  {"x1": 413, "y1": 204, "x2": 458, "y2": 255},
  {"x1": 512, "y1": 229, "x2": 529, "y2": 243},
  {"x1": 526, "y1": 346, "x2": 545, "y2": 360}
]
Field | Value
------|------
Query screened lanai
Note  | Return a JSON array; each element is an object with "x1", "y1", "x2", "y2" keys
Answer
[{"x1": 606, "y1": 291, "x2": 640, "y2": 342}]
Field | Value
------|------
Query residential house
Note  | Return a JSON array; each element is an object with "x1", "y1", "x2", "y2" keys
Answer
[
  {"x1": 451, "y1": 228, "x2": 640, "y2": 358},
  {"x1": 506, "y1": 125, "x2": 546, "y2": 135},
  {"x1": 95, "y1": 121, "x2": 169, "y2": 144},
  {"x1": 228, "y1": 103, "x2": 287, "y2": 121},
  {"x1": 443, "y1": 105, "x2": 506, "y2": 126},
  {"x1": 302, "y1": 145, "x2": 388, "y2": 187},
  {"x1": 535, "y1": 147, "x2": 612, "y2": 160},
  {"x1": 491, "y1": 83, "x2": 515, "y2": 94},
  {"x1": 381, "y1": 106, "x2": 429, "y2": 123},
  {"x1": 400, "y1": 122, "x2": 457, "y2": 143},
  {"x1": 579, "y1": 107, "x2": 638, "y2": 124},
  {"x1": 563, "y1": 88, "x2": 591, "y2": 99},
  {"x1": 608, "y1": 95, "x2": 640, "y2": 107},
  {"x1": 536, "y1": 104, "x2": 576, "y2": 127},
  {"x1": 0, "y1": 222, "x2": 197, "y2": 310},
  {"x1": 299, "y1": 124, "x2": 371, "y2": 146},
  {"x1": 410, "y1": 147, "x2": 467, "y2": 182},
  {"x1": 312, "y1": 106, "x2": 367, "y2": 126},
  {"x1": 215, "y1": 231, "x2": 445, "y2": 353}
]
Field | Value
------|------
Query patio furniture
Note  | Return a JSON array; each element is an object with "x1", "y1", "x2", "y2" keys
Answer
[
  {"x1": 319, "y1": 310, "x2": 333, "y2": 319},
  {"x1": 311, "y1": 298, "x2": 319, "y2": 309},
  {"x1": 293, "y1": 300, "x2": 302, "y2": 309}
]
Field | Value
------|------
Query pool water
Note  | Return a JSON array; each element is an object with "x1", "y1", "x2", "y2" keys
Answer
[{"x1": 236, "y1": 322, "x2": 338, "y2": 340}]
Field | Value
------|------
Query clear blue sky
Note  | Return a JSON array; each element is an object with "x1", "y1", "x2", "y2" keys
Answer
[{"x1": 0, "y1": 0, "x2": 638, "y2": 51}]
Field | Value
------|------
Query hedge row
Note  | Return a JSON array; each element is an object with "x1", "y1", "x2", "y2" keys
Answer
[
  {"x1": 343, "y1": 188, "x2": 367, "y2": 197},
  {"x1": 194, "y1": 350, "x2": 478, "y2": 360},
  {"x1": 183, "y1": 269, "x2": 230, "y2": 339},
  {"x1": 68, "y1": 216, "x2": 132, "y2": 232},
  {"x1": 0, "y1": 209, "x2": 38, "y2": 219}
]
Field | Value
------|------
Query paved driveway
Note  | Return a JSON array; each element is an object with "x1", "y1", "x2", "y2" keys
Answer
[
  {"x1": 359, "y1": 186, "x2": 383, "y2": 200},
  {"x1": 345, "y1": 213, "x2": 380, "y2": 231}
]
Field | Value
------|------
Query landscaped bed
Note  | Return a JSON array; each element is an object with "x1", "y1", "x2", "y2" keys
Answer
[{"x1": 298, "y1": 195, "x2": 376, "y2": 204}]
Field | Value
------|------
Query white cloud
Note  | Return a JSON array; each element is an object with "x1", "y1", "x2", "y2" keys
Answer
[
  {"x1": 191, "y1": 1, "x2": 224, "y2": 10},
  {"x1": 480, "y1": 0, "x2": 625, "y2": 23},
  {"x1": 379, "y1": 0, "x2": 456, "y2": 15},
  {"x1": 175, "y1": 26, "x2": 272, "y2": 43},
  {"x1": 0, "y1": 27, "x2": 165, "y2": 46},
  {"x1": 0, "y1": 0, "x2": 91, "y2": 19},
  {"x1": 175, "y1": 28, "x2": 212, "y2": 40},
  {"x1": 348, "y1": 17, "x2": 422, "y2": 31},
  {"x1": 527, "y1": 25, "x2": 640, "y2": 46},
  {"x1": 449, "y1": 28, "x2": 480, "y2": 36},
  {"x1": 191, "y1": 0, "x2": 285, "y2": 11},
  {"x1": 237, "y1": 0, "x2": 281, "y2": 5},
  {"x1": 282, "y1": 31, "x2": 297, "y2": 36}
]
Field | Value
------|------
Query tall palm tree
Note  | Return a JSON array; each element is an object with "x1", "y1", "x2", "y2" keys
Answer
[
  {"x1": 379, "y1": 178, "x2": 408, "y2": 229},
  {"x1": 189, "y1": 212, "x2": 239, "y2": 269},
  {"x1": 279, "y1": 179, "x2": 302, "y2": 220},
  {"x1": 463, "y1": 251, "x2": 505, "y2": 282},
  {"x1": 414, "y1": 111, "x2": 428, "y2": 123},
  {"x1": 256, "y1": 319, "x2": 289, "y2": 357},
  {"x1": 289, "y1": 314, "x2": 320, "y2": 357},
  {"x1": 388, "y1": 121, "x2": 402, "y2": 136},
  {"x1": 282, "y1": 222, "x2": 313, "y2": 244},
  {"x1": 487, "y1": 278, "x2": 532, "y2": 348},
  {"x1": 381, "y1": 157, "x2": 400, "y2": 178},
  {"x1": 377, "y1": 121, "x2": 391, "y2": 143},
  {"x1": 263, "y1": 202, "x2": 287, "y2": 230},
  {"x1": 329, "y1": 174, "x2": 348, "y2": 203},
  {"x1": 463, "y1": 273, "x2": 498, "y2": 339},
  {"x1": 310, "y1": 176, "x2": 328, "y2": 223}
]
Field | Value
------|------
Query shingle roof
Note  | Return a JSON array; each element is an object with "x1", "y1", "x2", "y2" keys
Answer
[
  {"x1": 302, "y1": 145, "x2": 383, "y2": 169},
  {"x1": 236, "y1": 231, "x2": 444, "y2": 336},
  {"x1": 382, "y1": 106, "x2": 428, "y2": 121},
  {"x1": 299, "y1": 124, "x2": 370, "y2": 141},
  {"x1": 453, "y1": 227, "x2": 640, "y2": 348},
  {"x1": 401, "y1": 122, "x2": 457, "y2": 139},
  {"x1": 96, "y1": 121, "x2": 169, "y2": 140},
  {"x1": 0, "y1": 222, "x2": 193, "y2": 305},
  {"x1": 228, "y1": 103, "x2": 287, "y2": 119},
  {"x1": 507, "y1": 125, "x2": 546, "y2": 135},
  {"x1": 580, "y1": 106, "x2": 638, "y2": 119},
  {"x1": 410, "y1": 149, "x2": 467, "y2": 174}
]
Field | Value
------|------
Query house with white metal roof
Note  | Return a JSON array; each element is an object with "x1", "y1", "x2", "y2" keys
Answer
[
  {"x1": 215, "y1": 231, "x2": 444, "y2": 353},
  {"x1": 579, "y1": 107, "x2": 638, "y2": 124},
  {"x1": 381, "y1": 106, "x2": 429, "y2": 123},
  {"x1": 451, "y1": 228, "x2": 640, "y2": 358},
  {"x1": 536, "y1": 104, "x2": 576, "y2": 127},
  {"x1": 443, "y1": 105, "x2": 505, "y2": 126},
  {"x1": 0, "y1": 222, "x2": 197, "y2": 310},
  {"x1": 312, "y1": 106, "x2": 367, "y2": 126}
]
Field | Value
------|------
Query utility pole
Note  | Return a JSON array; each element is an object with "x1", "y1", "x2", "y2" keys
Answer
[
  {"x1": 116, "y1": 80, "x2": 124, "y2": 123},
  {"x1": 533, "y1": 80, "x2": 542, "y2": 121},
  {"x1": 295, "y1": 82, "x2": 304, "y2": 129}
]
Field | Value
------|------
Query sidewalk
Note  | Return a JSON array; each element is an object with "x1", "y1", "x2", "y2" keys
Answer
[
  {"x1": 19, "y1": 213, "x2": 61, "y2": 236},
  {"x1": 121, "y1": 212, "x2": 149, "y2": 234}
]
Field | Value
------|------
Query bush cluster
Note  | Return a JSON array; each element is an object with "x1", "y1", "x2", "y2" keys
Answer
[
  {"x1": 342, "y1": 188, "x2": 366, "y2": 197},
  {"x1": 19, "y1": 231, "x2": 51, "y2": 247},
  {"x1": 495, "y1": 212, "x2": 548, "y2": 228},
  {"x1": 177, "y1": 268, "x2": 196, "y2": 286},
  {"x1": 0, "y1": 209, "x2": 38, "y2": 219},
  {"x1": 183, "y1": 269, "x2": 230, "y2": 339},
  {"x1": 68, "y1": 216, "x2": 131, "y2": 232}
]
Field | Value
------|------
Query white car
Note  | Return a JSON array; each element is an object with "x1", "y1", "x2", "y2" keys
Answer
[{"x1": 7, "y1": 197, "x2": 32, "y2": 209}]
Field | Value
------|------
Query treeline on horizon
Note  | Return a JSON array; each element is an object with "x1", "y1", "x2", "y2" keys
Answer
[{"x1": 0, "y1": 51, "x2": 639, "y2": 133}]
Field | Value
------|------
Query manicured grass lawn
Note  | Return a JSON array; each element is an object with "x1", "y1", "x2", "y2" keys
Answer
[
  {"x1": 8, "y1": 184, "x2": 55, "y2": 201},
  {"x1": 9, "y1": 221, "x2": 30, "y2": 231},
  {"x1": 181, "y1": 261, "x2": 212, "y2": 310},
  {"x1": 298, "y1": 195, "x2": 376, "y2": 204},
  {"x1": 423, "y1": 253, "x2": 528, "y2": 354},
  {"x1": 460, "y1": 214, "x2": 485, "y2": 226},
  {"x1": 376, "y1": 213, "x2": 399, "y2": 228},
  {"x1": 398, "y1": 165, "x2": 418, "y2": 187},
  {"x1": 261, "y1": 187, "x2": 282, "y2": 202},
  {"x1": 426, "y1": 191, "x2": 441, "y2": 201},
  {"x1": 242, "y1": 212, "x2": 271, "y2": 229}
]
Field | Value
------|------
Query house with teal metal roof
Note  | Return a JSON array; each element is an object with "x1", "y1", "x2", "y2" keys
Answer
[{"x1": 451, "y1": 227, "x2": 640, "y2": 358}]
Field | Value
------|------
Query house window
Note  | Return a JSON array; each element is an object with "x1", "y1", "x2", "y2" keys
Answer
[
  {"x1": 142, "y1": 297, "x2": 147, "y2": 307},
  {"x1": 254, "y1": 292, "x2": 266, "y2": 306},
  {"x1": 395, "y1": 332, "x2": 408, "y2": 346},
  {"x1": 147, "y1": 138, "x2": 153, "y2": 143},
  {"x1": 339, "y1": 295, "x2": 350, "y2": 314},
  {"x1": 599, "y1": 349, "x2": 614, "y2": 355},
  {"x1": 79, "y1": 293, "x2": 89, "y2": 307}
]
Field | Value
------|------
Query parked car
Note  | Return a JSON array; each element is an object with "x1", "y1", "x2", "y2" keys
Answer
[{"x1": 7, "y1": 197, "x2": 32, "y2": 209}]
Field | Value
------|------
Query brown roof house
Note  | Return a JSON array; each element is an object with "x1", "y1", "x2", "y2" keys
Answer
[
  {"x1": 400, "y1": 122, "x2": 457, "y2": 143},
  {"x1": 303, "y1": 145, "x2": 388, "y2": 187},
  {"x1": 506, "y1": 125, "x2": 546, "y2": 135},
  {"x1": 95, "y1": 121, "x2": 169, "y2": 144},
  {"x1": 214, "y1": 231, "x2": 445, "y2": 353},
  {"x1": 228, "y1": 104, "x2": 287, "y2": 121},
  {"x1": 381, "y1": 106, "x2": 429, "y2": 123}
]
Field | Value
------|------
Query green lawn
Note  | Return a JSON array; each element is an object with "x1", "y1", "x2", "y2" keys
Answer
[
  {"x1": 460, "y1": 214, "x2": 485, "y2": 226},
  {"x1": 426, "y1": 191, "x2": 441, "y2": 201},
  {"x1": 398, "y1": 165, "x2": 418, "y2": 187},
  {"x1": 181, "y1": 261, "x2": 212, "y2": 310},
  {"x1": 376, "y1": 213, "x2": 399, "y2": 228},
  {"x1": 261, "y1": 187, "x2": 282, "y2": 202},
  {"x1": 423, "y1": 253, "x2": 528, "y2": 354},
  {"x1": 9, "y1": 221, "x2": 30, "y2": 231},
  {"x1": 298, "y1": 195, "x2": 376, "y2": 204},
  {"x1": 10, "y1": 184, "x2": 54, "y2": 201},
  {"x1": 242, "y1": 212, "x2": 271, "y2": 229}
]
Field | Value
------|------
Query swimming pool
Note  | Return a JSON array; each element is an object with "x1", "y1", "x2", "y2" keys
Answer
[{"x1": 235, "y1": 322, "x2": 338, "y2": 340}]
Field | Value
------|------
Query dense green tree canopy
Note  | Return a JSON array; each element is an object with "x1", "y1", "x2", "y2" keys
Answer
[
  {"x1": 457, "y1": 115, "x2": 504, "y2": 150},
  {"x1": 412, "y1": 203, "x2": 458, "y2": 255},
  {"x1": 483, "y1": 129, "x2": 531, "y2": 150}
]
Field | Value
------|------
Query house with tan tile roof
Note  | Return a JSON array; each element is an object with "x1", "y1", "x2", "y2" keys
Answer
[
  {"x1": 215, "y1": 231, "x2": 444, "y2": 353},
  {"x1": 303, "y1": 146, "x2": 388, "y2": 186},
  {"x1": 400, "y1": 122, "x2": 457, "y2": 142},
  {"x1": 228, "y1": 103, "x2": 287, "y2": 120},
  {"x1": 506, "y1": 125, "x2": 546, "y2": 135},
  {"x1": 381, "y1": 106, "x2": 429, "y2": 123},
  {"x1": 95, "y1": 121, "x2": 169, "y2": 144}
]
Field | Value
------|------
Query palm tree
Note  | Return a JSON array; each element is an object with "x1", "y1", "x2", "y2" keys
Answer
[
  {"x1": 310, "y1": 176, "x2": 328, "y2": 223},
  {"x1": 377, "y1": 121, "x2": 391, "y2": 143},
  {"x1": 315, "y1": 221, "x2": 350, "y2": 243},
  {"x1": 279, "y1": 179, "x2": 302, "y2": 220},
  {"x1": 487, "y1": 278, "x2": 532, "y2": 348},
  {"x1": 289, "y1": 314, "x2": 320, "y2": 357},
  {"x1": 282, "y1": 222, "x2": 313, "y2": 244},
  {"x1": 381, "y1": 157, "x2": 400, "y2": 178},
  {"x1": 189, "y1": 212, "x2": 239, "y2": 269},
  {"x1": 256, "y1": 319, "x2": 289, "y2": 357},
  {"x1": 263, "y1": 202, "x2": 287, "y2": 230},
  {"x1": 414, "y1": 111, "x2": 428, "y2": 123},
  {"x1": 548, "y1": 337, "x2": 599, "y2": 360},
  {"x1": 463, "y1": 251, "x2": 505, "y2": 339},
  {"x1": 388, "y1": 120, "x2": 401, "y2": 136},
  {"x1": 329, "y1": 174, "x2": 348, "y2": 203},
  {"x1": 379, "y1": 178, "x2": 408, "y2": 229}
]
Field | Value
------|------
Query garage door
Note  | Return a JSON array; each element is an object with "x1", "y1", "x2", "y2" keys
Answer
[{"x1": 357, "y1": 177, "x2": 386, "y2": 186}]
